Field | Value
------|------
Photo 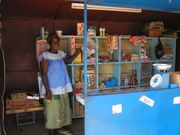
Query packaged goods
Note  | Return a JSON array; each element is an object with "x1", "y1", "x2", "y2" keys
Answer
[
  {"x1": 6, "y1": 100, "x2": 40, "y2": 109},
  {"x1": 77, "y1": 23, "x2": 84, "y2": 36}
]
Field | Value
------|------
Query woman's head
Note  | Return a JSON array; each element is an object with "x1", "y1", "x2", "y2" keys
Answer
[{"x1": 47, "y1": 33, "x2": 60, "y2": 50}]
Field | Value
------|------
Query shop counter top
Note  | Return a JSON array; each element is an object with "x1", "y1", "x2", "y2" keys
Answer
[{"x1": 84, "y1": 87, "x2": 180, "y2": 135}]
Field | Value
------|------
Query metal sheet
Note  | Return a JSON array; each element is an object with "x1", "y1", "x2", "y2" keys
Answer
[
  {"x1": 85, "y1": 88, "x2": 180, "y2": 135},
  {"x1": 88, "y1": 0, "x2": 180, "y2": 13}
]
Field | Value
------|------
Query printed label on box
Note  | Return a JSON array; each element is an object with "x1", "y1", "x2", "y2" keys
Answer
[
  {"x1": 173, "y1": 96, "x2": 180, "y2": 104},
  {"x1": 112, "y1": 104, "x2": 122, "y2": 114},
  {"x1": 139, "y1": 95, "x2": 154, "y2": 107}
]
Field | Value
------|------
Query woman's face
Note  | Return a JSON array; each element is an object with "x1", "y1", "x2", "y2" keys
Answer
[{"x1": 50, "y1": 38, "x2": 60, "y2": 50}]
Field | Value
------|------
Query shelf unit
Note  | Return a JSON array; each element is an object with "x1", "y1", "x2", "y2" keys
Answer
[
  {"x1": 59, "y1": 35, "x2": 176, "y2": 118},
  {"x1": 60, "y1": 36, "x2": 176, "y2": 90}
]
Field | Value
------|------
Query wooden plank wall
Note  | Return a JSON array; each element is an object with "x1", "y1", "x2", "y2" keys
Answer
[{"x1": 0, "y1": 20, "x2": 5, "y2": 135}]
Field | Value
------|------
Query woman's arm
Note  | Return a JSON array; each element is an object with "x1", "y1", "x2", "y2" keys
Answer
[
  {"x1": 40, "y1": 60, "x2": 52, "y2": 100},
  {"x1": 64, "y1": 48, "x2": 82, "y2": 64}
]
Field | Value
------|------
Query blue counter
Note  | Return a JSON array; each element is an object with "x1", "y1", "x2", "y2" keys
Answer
[{"x1": 85, "y1": 88, "x2": 180, "y2": 135}]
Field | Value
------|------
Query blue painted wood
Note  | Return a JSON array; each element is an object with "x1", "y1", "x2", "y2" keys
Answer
[
  {"x1": 88, "y1": 0, "x2": 180, "y2": 13},
  {"x1": 85, "y1": 88, "x2": 180, "y2": 135},
  {"x1": 83, "y1": 0, "x2": 88, "y2": 97},
  {"x1": 95, "y1": 37, "x2": 99, "y2": 89},
  {"x1": 65, "y1": 36, "x2": 176, "y2": 92}
]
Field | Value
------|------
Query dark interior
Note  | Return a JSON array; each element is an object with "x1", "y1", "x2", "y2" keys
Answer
[{"x1": 1, "y1": 0, "x2": 180, "y2": 134}]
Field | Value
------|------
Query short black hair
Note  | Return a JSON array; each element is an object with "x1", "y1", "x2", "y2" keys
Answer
[{"x1": 47, "y1": 33, "x2": 60, "y2": 44}]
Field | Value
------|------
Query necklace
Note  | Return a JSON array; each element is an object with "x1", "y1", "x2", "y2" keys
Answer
[{"x1": 48, "y1": 49, "x2": 58, "y2": 54}]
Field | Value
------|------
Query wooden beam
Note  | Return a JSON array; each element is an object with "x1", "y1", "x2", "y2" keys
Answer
[{"x1": 6, "y1": 106, "x2": 44, "y2": 114}]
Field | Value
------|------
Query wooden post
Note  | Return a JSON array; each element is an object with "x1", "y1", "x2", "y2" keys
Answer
[{"x1": 0, "y1": 5, "x2": 6, "y2": 134}]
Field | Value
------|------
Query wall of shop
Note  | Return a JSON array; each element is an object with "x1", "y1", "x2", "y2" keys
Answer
[
  {"x1": 1, "y1": 0, "x2": 180, "y2": 93},
  {"x1": 2, "y1": 18, "x2": 180, "y2": 93},
  {"x1": 0, "y1": 20, "x2": 5, "y2": 135},
  {"x1": 1, "y1": 19, "x2": 144, "y2": 93}
]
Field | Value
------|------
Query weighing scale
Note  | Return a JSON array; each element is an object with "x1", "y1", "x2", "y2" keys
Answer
[{"x1": 150, "y1": 63, "x2": 172, "y2": 89}]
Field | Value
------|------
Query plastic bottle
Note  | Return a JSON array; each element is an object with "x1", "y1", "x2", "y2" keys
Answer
[
  {"x1": 99, "y1": 28, "x2": 103, "y2": 36},
  {"x1": 102, "y1": 28, "x2": 105, "y2": 36},
  {"x1": 40, "y1": 27, "x2": 45, "y2": 39}
]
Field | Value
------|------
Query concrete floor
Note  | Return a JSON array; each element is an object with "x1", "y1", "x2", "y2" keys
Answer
[{"x1": 4, "y1": 111, "x2": 84, "y2": 135}]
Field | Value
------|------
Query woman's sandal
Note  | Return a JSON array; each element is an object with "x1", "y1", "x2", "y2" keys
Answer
[{"x1": 57, "y1": 129, "x2": 72, "y2": 135}]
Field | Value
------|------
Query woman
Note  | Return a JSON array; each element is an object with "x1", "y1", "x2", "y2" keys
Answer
[{"x1": 39, "y1": 33, "x2": 81, "y2": 135}]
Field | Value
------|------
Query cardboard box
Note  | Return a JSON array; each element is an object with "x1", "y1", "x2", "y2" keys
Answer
[
  {"x1": 6, "y1": 100, "x2": 40, "y2": 109},
  {"x1": 149, "y1": 29, "x2": 162, "y2": 37},
  {"x1": 169, "y1": 72, "x2": 180, "y2": 87},
  {"x1": 11, "y1": 93, "x2": 27, "y2": 101},
  {"x1": 75, "y1": 100, "x2": 84, "y2": 116}
]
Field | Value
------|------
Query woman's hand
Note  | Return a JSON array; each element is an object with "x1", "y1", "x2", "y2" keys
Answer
[
  {"x1": 75, "y1": 48, "x2": 82, "y2": 54},
  {"x1": 46, "y1": 89, "x2": 52, "y2": 100},
  {"x1": 64, "y1": 48, "x2": 82, "y2": 64}
]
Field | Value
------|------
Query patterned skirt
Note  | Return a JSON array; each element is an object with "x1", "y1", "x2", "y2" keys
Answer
[{"x1": 44, "y1": 94, "x2": 72, "y2": 129}]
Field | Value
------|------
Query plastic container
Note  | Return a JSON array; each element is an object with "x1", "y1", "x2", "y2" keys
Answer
[{"x1": 169, "y1": 83, "x2": 179, "y2": 88}]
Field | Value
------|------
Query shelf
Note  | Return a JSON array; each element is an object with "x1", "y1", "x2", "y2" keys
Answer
[
  {"x1": 98, "y1": 62, "x2": 119, "y2": 64},
  {"x1": 68, "y1": 60, "x2": 174, "y2": 66},
  {"x1": 140, "y1": 84, "x2": 150, "y2": 87},
  {"x1": 62, "y1": 35, "x2": 176, "y2": 118},
  {"x1": 60, "y1": 35, "x2": 176, "y2": 40},
  {"x1": 98, "y1": 87, "x2": 120, "y2": 91},
  {"x1": 61, "y1": 35, "x2": 84, "y2": 38},
  {"x1": 153, "y1": 59, "x2": 173, "y2": 62},
  {"x1": 140, "y1": 60, "x2": 173, "y2": 63},
  {"x1": 68, "y1": 63, "x2": 97, "y2": 66},
  {"x1": 83, "y1": 85, "x2": 143, "y2": 91},
  {"x1": 120, "y1": 61, "x2": 139, "y2": 64}
]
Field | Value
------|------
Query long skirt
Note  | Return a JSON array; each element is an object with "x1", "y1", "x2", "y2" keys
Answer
[{"x1": 44, "y1": 94, "x2": 72, "y2": 129}]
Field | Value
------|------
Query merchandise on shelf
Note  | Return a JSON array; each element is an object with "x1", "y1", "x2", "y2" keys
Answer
[
  {"x1": 71, "y1": 36, "x2": 83, "y2": 63},
  {"x1": 77, "y1": 23, "x2": 84, "y2": 36},
  {"x1": 88, "y1": 57, "x2": 96, "y2": 63},
  {"x1": 131, "y1": 54, "x2": 139, "y2": 62},
  {"x1": 143, "y1": 21, "x2": 164, "y2": 37},
  {"x1": 140, "y1": 46, "x2": 151, "y2": 61},
  {"x1": 129, "y1": 70, "x2": 138, "y2": 85},
  {"x1": 155, "y1": 37, "x2": 165, "y2": 59},
  {"x1": 121, "y1": 52, "x2": 131, "y2": 62},
  {"x1": 141, "y1": 63, "x2": 152, "y2": 84},
  {"x1": 102, "y1": 77, "x2": 118, "y2": 88},
  {"x1": 74, "y1": 81, "x2": 83, "y2": 93},
  {"x1": 99, "y1": 83, "x2": 106, "y2": 89},
  {"x1": 56, "y1": 30, "x2": 62, "y2": 37},
  {"x1": 80, "y1": 66, "x2": 96, "y2": 89},
  {"x1": 62, "y1": 35, "x2": 175, "y2": 91},
  {"x1": 99, "y1": 27, "x2": 106, "y2": 36},
  {"x1": 88, "y1": 26, "x2": 96, "y2": 36},
  {"x1": 61, "y1": 35, "x2": 176, "y2": 118},
  {"x1": 107, "y1": 35, "x2": 119, "y2": 51},
  {"x1": 36, "y1": 40, "x2": 49, "y2": 59},
  {"x1": 160, "y1": 54, "x2": 173, "y2": 60},
  {"x1": 129, "y1": 36, "x2": 147, "y2": 46},
  {"x1": 87, "y1": 37, "x2": 95, "y2": 56},
  {"x1": 98, "y1": 56, "x2": 111, "y2": 62}
]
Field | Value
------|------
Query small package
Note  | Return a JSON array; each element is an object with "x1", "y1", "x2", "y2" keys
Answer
[
  {"x1": 11, "y1": 93, "x2": 27, "y2": 101},
  {"x1": 77, "y1": 23, "x2": 84, "y2": 36},
  {"x1": 6, "y1": 100, "x2": 40, "y2": 109},
  {"x1": 88, "y1": 26, "x2": 96, "y2": 36}
]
